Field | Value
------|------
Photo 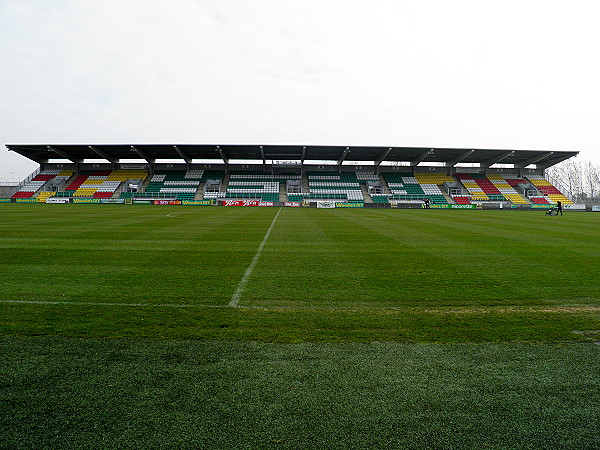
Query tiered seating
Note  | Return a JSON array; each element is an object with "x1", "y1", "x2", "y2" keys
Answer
[
  {"x1": 60, "y1": 169, "x2": 148, "y2": 198},
  {"x1": 379, "y1": 172, "x2": 448, "y2": 204},
  {"x1": 414, "y1": 173, "x2": 453, "y2": 203},
  {"x1": 64, "y1": 174, "x2": 89, "y2": 195},
  {"x1": 526, "y1": 175, "x2": 573, "y2": 204},
  {"x1": 355, "y1": 171, "x2": 380, "y2": 183},
  {"x1": 224, "y1": 172, "x2": 299, "y2": 202},
  {"x1": 295, "y1": 172, "x2": 363, "y2": 202},
  {"x1": 453, "y1": 196, "x2": 472, "y2": 205},
  {"x1": 455, "y1": 173, "x2": 505, "y2": 202},
  {"x1": 138, "y1": 170, "x2": 223, "y2": 200},
  {"x1": 529, "y1": 196, "x2": 552, "y2": 205},
  {"x1": 76, "y1": 171, "x2": 114, "y2": 197},
  {"x1": 144, "y1": 171, "x2": 200, "y2": 200},
  {"x1": 370, "y1": 194, "x2": 391, "y2": 203},
  {"x1": 11, "y1": 170, "x2": 73, "y2": 198},
  {"x1": 91, "y1": 169, "x2": 148, "y2": 198},
  {"x1": 11, "y1": 180, "x2": 45, "y2": 198},
  {"x1": 414, "y1": 172, "x2": 455, "y2": 185},
  {"x1": 504, "y1": 177, "x2": 527, "y2": 188},
  {"x1": 226, "y1": 181, "x2": 279, "y2": 202},
  {"x1": 486, "y1": 174, "x2": 529, "y2": 204},
  {"x1": 36, "y1": 191, "x2": 56, "y2": 202}
]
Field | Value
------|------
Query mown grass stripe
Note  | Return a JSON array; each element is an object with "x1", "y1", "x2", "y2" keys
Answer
[
  {"x1": 3, "y1": 299, "x2": 598, "y2": 313},
  {"x1": 228, "y1": 208, "x2": 282, "y2": 307}
]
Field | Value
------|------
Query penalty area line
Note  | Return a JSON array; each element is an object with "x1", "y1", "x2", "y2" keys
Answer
[{"x1": 228, "y1": 207, "x2": 282, "y2": 307}]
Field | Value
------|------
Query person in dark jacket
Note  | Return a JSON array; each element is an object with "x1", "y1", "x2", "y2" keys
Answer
[{"x1": 556, "y1": 201, "x2": 563, "y2": 216}]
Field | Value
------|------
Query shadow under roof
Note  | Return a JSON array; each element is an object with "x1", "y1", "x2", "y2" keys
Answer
[{"x1": 5, "y1": 144, "x2": 578, "y2": 168}]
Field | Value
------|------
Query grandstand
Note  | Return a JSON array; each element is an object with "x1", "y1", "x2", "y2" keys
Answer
[{"x1": 3, "y1": 144, "x2": 579, "y2": 207}]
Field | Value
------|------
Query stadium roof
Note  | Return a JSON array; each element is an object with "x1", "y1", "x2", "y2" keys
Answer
[{"x1": 5, "y1": 144, "x2": 578, "y2": 169}]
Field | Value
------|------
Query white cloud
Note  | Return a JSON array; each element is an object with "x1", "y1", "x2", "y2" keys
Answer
[{"x1": 1, "y1": 0, "x2": 599, "y2": 179}]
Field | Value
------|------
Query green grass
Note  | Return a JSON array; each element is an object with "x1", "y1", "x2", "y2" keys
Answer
[
  {"x1": 2, "y1": 337, "x2": 599, "y2": 449},
  {"x1": 1, "y1": 204, "x2": 599, "y2": 448},
  {"x1": 0, "y1": 204, "x2": 598, "y2": 342}
]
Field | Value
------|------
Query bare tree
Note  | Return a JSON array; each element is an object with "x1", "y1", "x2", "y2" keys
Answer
[
  {"x1": 584, "y1": 160, "x2": 600, "y2": 200},
  {"x1": 546, "y1": 158, "x2": 600, "y2": 202}
]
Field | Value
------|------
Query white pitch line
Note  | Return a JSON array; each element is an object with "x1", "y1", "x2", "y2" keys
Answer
[
  {"x1": 228, "y1": 208, "x2": 282, "y2": 307},
  {"x1": 0, "y1": 300, "x2": 219, "y2": 308}
]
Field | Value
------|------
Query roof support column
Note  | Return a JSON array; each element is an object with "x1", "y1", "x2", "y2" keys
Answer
[
  {"x1": 537, "y1": 153, "x2": 573, "y2": 171},
  {"x1": 216, "y1": 146, "x2": 228, "y2": 174},
  {"x1": 515, "y1": 152, "x2": 553, "y2": 169},
  {"x1": 482, "y1": 151, "x2": 514, "y2": 172},
  {"x1": 260, "y1": 146, "x2": 266, "y2": 171},
  {"x1": 47, "y1": 146, "x2": 83, "y2": 164},
  {"x1": 173, "y1": 145, "x2": 192, "y2": 164},
  {"x1": 89, "y1": 146, "x2": 117, "y2": 164},
  {"x1": 411, "y1": 149, "x2": 434, "y2": 169},
  {"x1": 130, "y1": 146, "x2": 155, "y2": 164},
  {"x1": 338, "y1": 147, "x2": 349, "y2": 173},
  {"x1": 445, "y1": 150, "x2": 474, "y2": 168},
  {"x1": 375, "y1": 148, "x2": 392, "y2": 176}
]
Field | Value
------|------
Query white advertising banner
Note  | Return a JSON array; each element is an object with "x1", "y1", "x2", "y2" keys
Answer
[
  {"x1": 317, "y1": 201, "x2": 335, "y2": 208},
  {"x1": 46, "y1": 197, "x2": 70, "y2": 204},
  {"x1": 564, "y1": 204, "x2": 586, "y2": 211}
]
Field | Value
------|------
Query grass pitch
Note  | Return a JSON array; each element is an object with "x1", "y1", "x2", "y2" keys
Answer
[
  {"x1": 1, "y1": 204, "x2": 598, "y2": 342},
  {"x1": 1, "y1": 204, "x2": 599, "y2": 448}
]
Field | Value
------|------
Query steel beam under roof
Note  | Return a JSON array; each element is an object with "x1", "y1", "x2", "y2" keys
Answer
[
  {"x1": 5, "y1": 144, "x2": 578, "y2": 169},
  {"x1": 47, "y1": 146, "x2": 83, "y2": 164},
  {"x1": 516, "y1": 152, "x2": 553, "y2": 169},
  {"x1": 89, "y1": 146, "x2": 117, "y2": 163},
  {"x1": 172, "y1": 145, "x2": 191, "y2": 164},
  {"x1": 130, "y1": 146, "x2": 155, "y2": 164}
]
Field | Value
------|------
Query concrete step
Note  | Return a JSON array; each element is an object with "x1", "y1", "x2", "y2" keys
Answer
[
  {"x1": 279, "y1": 182, "x2": 286, "y2": 202},
  {"x1": 360, "y1": 184, "x2": 373, "y2": 203},
  {"x1": 194, "y1": 182, "x2": 205, "y2": 200}
]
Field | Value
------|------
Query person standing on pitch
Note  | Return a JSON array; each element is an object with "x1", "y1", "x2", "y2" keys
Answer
[{"x1": 556, "y1": 200, "x2": 563, "y2": 216}]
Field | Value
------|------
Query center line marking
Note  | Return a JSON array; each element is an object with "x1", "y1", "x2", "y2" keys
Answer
[{"x1": 228, "y1": 208, "x2": 282, "y2": 307}]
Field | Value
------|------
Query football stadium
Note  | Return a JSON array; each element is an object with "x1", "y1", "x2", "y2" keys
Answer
[{"x1": 2, "y1": 144, "x2": 599, "y2": 448}]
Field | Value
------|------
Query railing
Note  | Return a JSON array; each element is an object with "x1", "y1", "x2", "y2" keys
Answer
[
  {"x1": 132, "y1": 192, "x2": 178, "y2": 199},
  {"x1": 15, "y1": 167, "x2": 41, "y2": 190},
  {"x1": 544, "y1": 172, "x2": 579, "y2": 202},
  {"x1": 0, "y1": 181, "x2": 19, "y2": 187}
]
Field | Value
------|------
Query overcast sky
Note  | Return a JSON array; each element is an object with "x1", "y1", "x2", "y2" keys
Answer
[{"x1": 1, "y1": 0, "x2": 599, "y2": 181}]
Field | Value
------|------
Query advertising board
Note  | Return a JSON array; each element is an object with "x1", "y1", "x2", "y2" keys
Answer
[
  {"x1": 316, "y1": 201, "x2": 335, "y2": 208},
  {"x1": 182, "y1": 200, "x2": 215, "y2": 206},
  {"x1": 100, "y1": 199, "x2": 125, "y2": 204},
  {"x1": 73, "y1": 198, "x2": 101, "y2": 203},
  {"x1": 153, "y1": 200, "x2": 182, "y2": 205},
  {"x1": 429, "y1": 204, "x2": 476, "y2": 209},
  {"x1": 335, "y1": 203, "x2": 364, "y2": 208},
  {"x1": 223, "y1": 200, "x2": 274, "y2": 207},
  {"x1": 15, "y1": 198, "x2": 38, "y2": 203},
  {"x1": 46, "y1": 198, "x2": 71, "y2": 204},
  {"x1": 0, "y1": 198, "x2": 13, "y2": 203},
  {"x1": 284, "y1": 202, "x2": 301, "y2": 207},
  {"x1": 563, "y1": 204, "x2": 586, "y2": 211}
]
